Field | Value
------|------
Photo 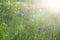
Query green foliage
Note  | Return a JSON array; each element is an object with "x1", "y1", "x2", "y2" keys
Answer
[{"x1": 0, "y1": 0, "x2": 60, "y2": 40}]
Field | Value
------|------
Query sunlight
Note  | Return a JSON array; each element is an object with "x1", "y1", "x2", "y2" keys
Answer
[{"x1": 39, "y1": 0, "x2": 60, "y2": 13}]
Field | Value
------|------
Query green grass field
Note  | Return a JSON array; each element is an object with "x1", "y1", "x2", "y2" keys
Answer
[{"x1": 0, "y1": 0, "x2": 60, "y2": 40}]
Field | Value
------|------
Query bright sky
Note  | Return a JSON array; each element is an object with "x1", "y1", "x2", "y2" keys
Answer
[{"x1": 39, "y1": 0, "x2": 60, "y2": 13}]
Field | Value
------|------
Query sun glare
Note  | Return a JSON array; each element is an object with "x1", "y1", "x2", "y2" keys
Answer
[{"x1": 39, "y1": 0, "x2": 60, "y2": 13}]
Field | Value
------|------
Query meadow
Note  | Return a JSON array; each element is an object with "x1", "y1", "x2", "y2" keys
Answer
[{"x1": 0, "y1": 0, "x2": 60, "y2": 40}]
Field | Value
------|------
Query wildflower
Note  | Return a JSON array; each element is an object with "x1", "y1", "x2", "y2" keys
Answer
[{"x1": 17, "y1": 25, "x2": 25, "y2": 32}]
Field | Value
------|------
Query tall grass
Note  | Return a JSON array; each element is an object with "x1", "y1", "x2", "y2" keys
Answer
[{"x1": 0, "y1": 0, "x2": 60, "y2": 40}]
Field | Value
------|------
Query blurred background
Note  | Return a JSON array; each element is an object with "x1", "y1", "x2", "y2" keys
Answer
[{"x1": 0, "y1": 0, "x2": 60, "y2": 40}]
